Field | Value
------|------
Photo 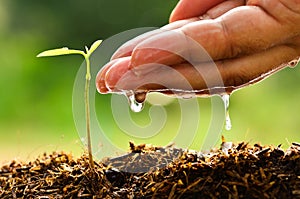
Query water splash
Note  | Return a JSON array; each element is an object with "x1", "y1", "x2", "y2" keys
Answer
[{"x1": 221, "y1": 94, "x2": 232, "y2": 131}]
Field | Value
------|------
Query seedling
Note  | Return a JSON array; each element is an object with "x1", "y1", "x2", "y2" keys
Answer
[{"x1": 37, "y1": 40, "x2": 102, "y2": 169}]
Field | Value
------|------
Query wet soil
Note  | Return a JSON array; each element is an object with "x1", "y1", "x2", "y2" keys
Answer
[{"x1": 1, "y1": 140, "x2": 300, "y2": 199}]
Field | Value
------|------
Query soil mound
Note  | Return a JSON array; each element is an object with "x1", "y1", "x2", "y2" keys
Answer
[{"x1": 1, "y1": 141, "x2": 300, "y2": 198}]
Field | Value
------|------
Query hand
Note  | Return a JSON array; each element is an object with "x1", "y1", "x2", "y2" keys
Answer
[{"x1": 96, "y1": 0, "x2": 300, "y2": 95}]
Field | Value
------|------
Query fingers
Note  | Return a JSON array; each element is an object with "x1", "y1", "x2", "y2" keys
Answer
[
  {"x1": 111, "y1": 18, "x2": 200, "y2": 60},
  {"x1": 97, "y1": 41, "x2": 300, "y2": 94},
  {"x1": 110, "y1": 29, "x2": 164, "y2": 60},
  {"x1": 169, "y1": 0, "x2": 226, "y2": 22},
  {"x1": 130, "y1": 5, "x2": 298, "y2": 69},
  {"x1": 112, "y1": 0, "x2": 245, "y2": 61},
  {"x1": 111, "y1": 0, "x2": 244, "y2": 60}
]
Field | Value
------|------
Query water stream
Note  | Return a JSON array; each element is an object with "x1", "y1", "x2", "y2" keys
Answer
[{"x1": 221, "y1": 94, "x2": 232, "y2": 131}]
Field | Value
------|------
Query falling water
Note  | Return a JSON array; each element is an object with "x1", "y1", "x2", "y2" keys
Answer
[{"x1": 221, "y1": 94, "x2": 232, "y2": 131}]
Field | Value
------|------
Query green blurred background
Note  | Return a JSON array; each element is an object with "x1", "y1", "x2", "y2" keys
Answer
[{"x1": 1, "y1": 0, "x2": 300, "y2": 163}]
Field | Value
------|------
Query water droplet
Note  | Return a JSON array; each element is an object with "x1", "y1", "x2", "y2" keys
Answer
[
  {"x1": 135, "y1": 92, "x2": 147, "y2": 103},
  {"x1": 125, "y1": 91, "x2": 146, "y2": 113},
  {"x1": 221, "y1": 94, "x2": 232, "y2": 131},
  {"x1": 287, "y1": 58, "x2": 300, "y2": 68}
]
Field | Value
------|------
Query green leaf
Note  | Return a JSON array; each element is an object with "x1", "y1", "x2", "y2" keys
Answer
[
  {"x1": 89, "y1": 40, "x2": 102, "y2": 54},
  {"x1": 37, "y1": 47, "x2": 84, "y2": 57}
]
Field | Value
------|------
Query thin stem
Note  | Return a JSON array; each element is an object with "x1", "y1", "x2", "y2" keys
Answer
[
  {"x1": 85, "y1": 55, "x2": 91, "y2": 80},
  {"x1": 84, "y1": 56, "x2": 94, "y2": 169}
]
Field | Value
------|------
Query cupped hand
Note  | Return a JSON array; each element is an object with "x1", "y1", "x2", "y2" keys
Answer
[{"x1": 97, "y1": 0, "x2": 300, "y2": 95}]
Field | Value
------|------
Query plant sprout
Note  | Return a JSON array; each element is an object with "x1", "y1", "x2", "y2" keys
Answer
[{"x1": 37, "y1": 40, "x2": 102, "y2": 169}]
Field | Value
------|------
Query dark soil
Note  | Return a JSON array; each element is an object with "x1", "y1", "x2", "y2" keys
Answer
[{"x1": 1, "y1": 140, "x2": 300, "y2": 199}]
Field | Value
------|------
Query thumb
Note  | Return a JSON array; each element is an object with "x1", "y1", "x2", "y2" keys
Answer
[{"x1": 170, "y1": 0, "x2": 225, "y2": 22}]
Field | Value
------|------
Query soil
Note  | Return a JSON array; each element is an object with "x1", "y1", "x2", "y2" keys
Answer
[{"x1": 1, "y1": 140, "x2": 300, "y2": 199}]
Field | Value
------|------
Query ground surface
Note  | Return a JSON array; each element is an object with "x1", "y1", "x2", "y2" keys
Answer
[{"x1": 1, "y1": 141, "x2": 300, "y2": 198}]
